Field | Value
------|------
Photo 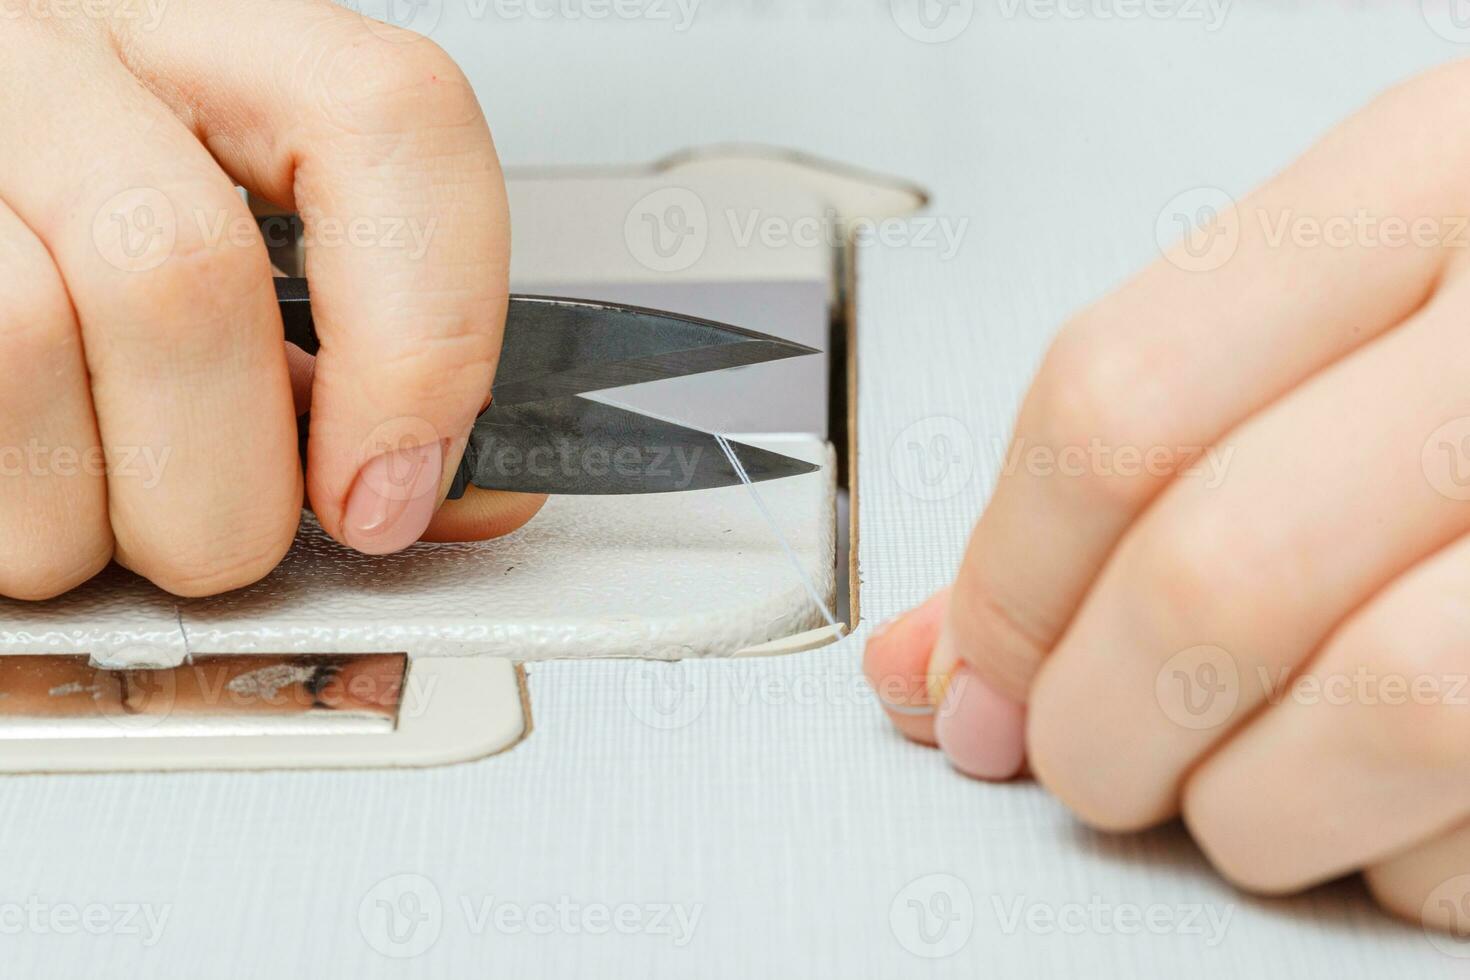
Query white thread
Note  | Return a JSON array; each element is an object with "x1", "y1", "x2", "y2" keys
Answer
[
  {"x1": 714, "y1": 434, "x2": 843, "y2": 635},
  {"x1": 583, "y1": 395, "x2": 844, "y2": 638}
]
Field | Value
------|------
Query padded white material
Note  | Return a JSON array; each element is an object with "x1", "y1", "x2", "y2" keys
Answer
[{"x1": 0, "y1": 436, "x2": 835, "y2": 668}]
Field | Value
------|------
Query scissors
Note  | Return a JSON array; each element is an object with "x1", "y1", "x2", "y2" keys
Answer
[{"x1": 275, "y1": 277, "x2": 821, "y2": 498}]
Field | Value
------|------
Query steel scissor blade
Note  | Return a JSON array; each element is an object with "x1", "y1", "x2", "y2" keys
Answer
[
  {"x1": 275, "y1": 277, "x2": 822, "y2": 498},
  {"x1": 462, "y1": 396, "x2": 819, "y2": 495},
  {"x1": 275, "y1": 278, "x2": 818, "y2": 404},
  {"x1": 490, "y1": 296, "x2": 818, "y2": 405}
]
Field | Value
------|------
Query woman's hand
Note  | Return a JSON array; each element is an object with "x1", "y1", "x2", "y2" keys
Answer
[
  {"x1": 865, "y1": 60, "x2": 1470, "y2": 933},
  {"x1": 0, "y1": 0, "x2": 543, "y2": 601}
]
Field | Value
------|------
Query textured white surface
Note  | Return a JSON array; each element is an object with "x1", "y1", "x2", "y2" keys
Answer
[
  {"x1": 1, "y1": 4, "x2": 1466, "y2": 978},
  {"x1": 0, "y1": 436, "x2": 833, "y2": 665}
]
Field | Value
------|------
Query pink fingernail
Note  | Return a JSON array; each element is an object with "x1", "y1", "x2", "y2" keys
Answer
[
  {"x1": 935, "y1": 664, "x2": 1027, "y2": 781},
  {"x1": 343, "y1": 442, "x2": 444, "y2": 555}
]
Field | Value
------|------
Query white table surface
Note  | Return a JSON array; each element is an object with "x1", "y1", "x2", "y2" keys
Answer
[{"x1": 7, "y1": 3, "x2": 1469, "y2": 976}]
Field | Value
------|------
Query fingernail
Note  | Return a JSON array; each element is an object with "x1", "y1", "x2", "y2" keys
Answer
[
  {"x1": 935, "y1": 663, "x2": 1026, "y2": 781},
  {"x1": 343, "y1": 441, "x2": 444, "y2": 555}
]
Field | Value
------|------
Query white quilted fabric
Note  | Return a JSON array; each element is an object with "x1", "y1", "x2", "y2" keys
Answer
[{"x1": 0, "y1": 436, "x2": 835, "y2": 667}]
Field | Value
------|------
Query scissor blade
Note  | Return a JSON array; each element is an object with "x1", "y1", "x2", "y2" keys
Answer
[
  {"x1": 462, "y1": 396, "x2": 820, "y2": 495},
  {"x1": 490, "y1": 296, "x2": 819, "y2": 405},
  {"x1": 274, "y1": 278, "x2": 818, "y2": 404}
]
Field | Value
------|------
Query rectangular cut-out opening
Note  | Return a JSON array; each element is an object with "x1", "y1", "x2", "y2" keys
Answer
[{"x1": 0, "y1": 654, "x2": 406, "y2": 739}]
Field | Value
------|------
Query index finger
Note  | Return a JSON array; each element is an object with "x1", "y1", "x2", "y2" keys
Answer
[
  {"x1": 117, "y1": 1, "x2": 510, "y2": 552},
  {"x1": 866, "y1": 63, "x2": 1470, "y2": 773}
]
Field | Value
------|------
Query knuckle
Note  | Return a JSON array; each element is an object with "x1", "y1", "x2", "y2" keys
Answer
[
  {"x1": 1031, "y1": 758, "x2": 1158, "y2": 833},
  {"x1": 0, "y1": 538, "x2": 112, "y2": 601},
  {"x1": 1346, "y1": 60, "x2": 1470, "y2": 199},
  {"x1": 945, "y1": 576, "x2": 1047, "y2": 700},
  {"x1": 1328, "y1": 605, "x2": 1470, "y2": 770},
  {"x1": 1389, "y1": 58, "x2": 1470, "y2": 127},
  {"x1": 1122, "y1": 510, "x2": 1253, "y2": 632},
  {"x1": 1201, "y1": 844, "x2": 1298, "y2": 896},
  {"x1": 313, "y1": 29, "x2": 481, "y2": 136},
  {"x1": 1028, "y1": 318, "x2": 1172, "y2": 512},
  {"x1": 1363, "y1": 862, "x2": 1440, "y2": 929},
  {"x1": 0, "y1": 244, "x2": 76, "y2": 361},
  {"x1": 121, "y1": 512, "x2": 298, "y2": 599},
  {"x1": 374, "y1": 327, "x2": 498, "y2": 415},
  {"x1": 103, "y1": 197, "x2": 267, "y2": 336},
  {"x1": 1180, "y1": 780, "x2": 1295, "y2": 895},
  {"x1": 1065, "y1": 797, "x2": 1160, "y2": 835},
  {"x1": 1027, "y1": 689, "x2": 1161, "y2": 834}
]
